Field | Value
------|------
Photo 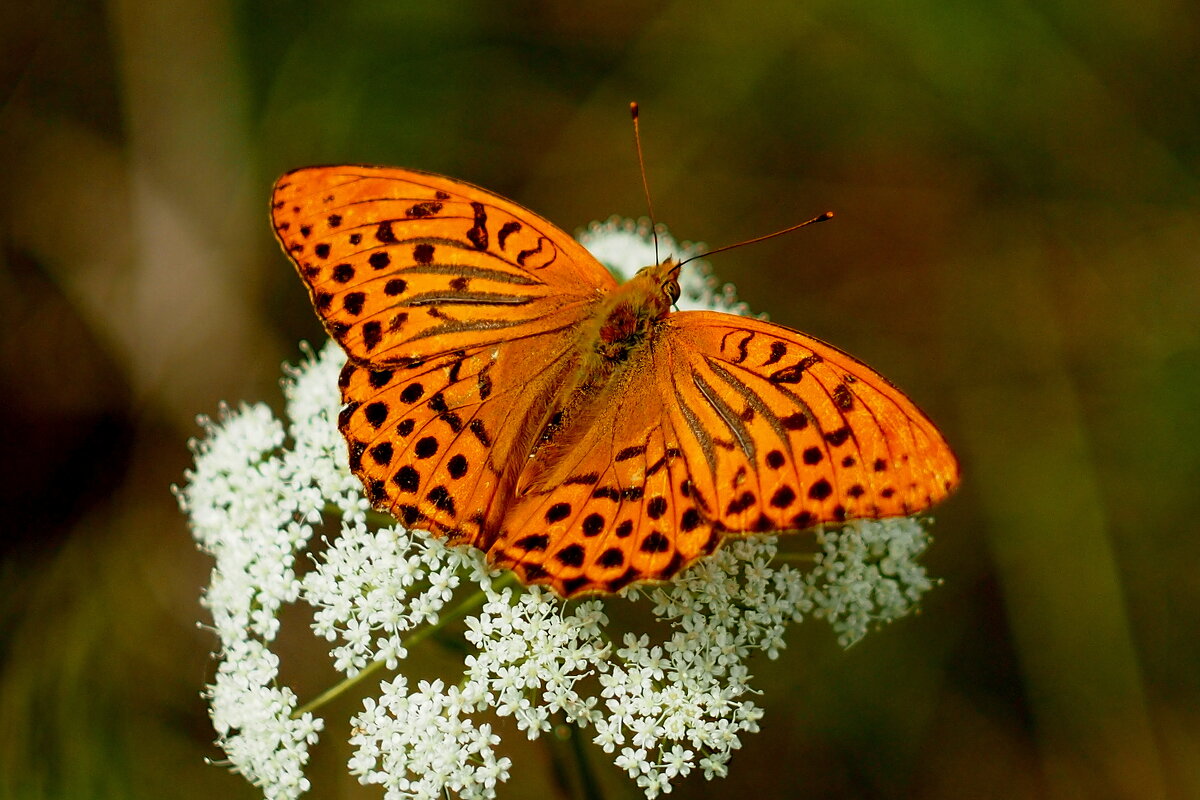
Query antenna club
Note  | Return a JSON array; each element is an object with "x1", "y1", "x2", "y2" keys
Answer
[
  {"x1": 630, "y1": 101, "x2": 640, "y2": 119},
  {"x1": 677, "y1": 209, "x2": 835, "y2": 267}
]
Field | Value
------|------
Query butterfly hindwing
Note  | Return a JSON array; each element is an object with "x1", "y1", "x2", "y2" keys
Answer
[
  {"x1": 273, "y1": 165, "x2": 616, "y2": 366},
  {"x1": 339, "y1": 331, "x2": 580, "y2": 545},
  {"x1": 487, "y1": 350, "x2": 721, "y2": 597}
]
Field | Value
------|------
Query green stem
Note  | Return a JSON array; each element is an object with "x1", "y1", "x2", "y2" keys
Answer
[
  {"x1": 545, "y1": 724, "x2": 578, "y2": 800},
  {"x1": 565, "y1": 718, "x2": 604, "y2": 800},
  {"x1": 773, "y1": 552, "x2": 818, "y2": 564},
  {"x1": 542, "y1": 715, "x2": 605, "y2": 800},
  {"x1": 366, "y1": 508, "x2": 398, "y2": 527},
  {"x1": 293, "y1": 573, "x2": 518, "y2": 718}
]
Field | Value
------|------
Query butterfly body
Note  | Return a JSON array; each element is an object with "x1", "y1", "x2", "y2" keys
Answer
[{"x1": 274, "y1": 165, "x2": 959, "y2": 597}]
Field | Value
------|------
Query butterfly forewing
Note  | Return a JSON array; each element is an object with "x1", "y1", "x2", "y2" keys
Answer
[
  {"x1": 662, "y1": 311, "x2": 959, "y2": 533},
  {"x1": 272, "y1": 166, "x2": 616, "y2": 366}
]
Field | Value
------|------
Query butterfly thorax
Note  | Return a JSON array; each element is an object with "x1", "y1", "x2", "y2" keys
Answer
[
  {"x1": 514, "y1": 259, "x2": 683, "y2": 497},
  {"x1": 590, "y1": 259, "x2": 681, "y2": 362}
]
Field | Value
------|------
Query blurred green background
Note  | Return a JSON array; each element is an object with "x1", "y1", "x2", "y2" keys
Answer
[{"x1": 2, "y1": 0, "x2": 1197, "y2": 798}]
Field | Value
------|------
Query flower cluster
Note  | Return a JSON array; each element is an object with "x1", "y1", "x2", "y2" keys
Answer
[
  {"x1": 593, "y1": 535, "x2": 797, "y2": 794},
  {"x1": 304, "y1": 522, "x2": 484, "y2": 675},
  {"x1": 349, "y1": 676, "x2": 511, "y2": 798},
  {"x1": 461, "y1": 588, "x2": 609, "y2": 736},
  {"x1": 182, "y1": 397, "x2": 324, "y2": 797},
  {"x1": 803, "y1": 517, "x2": 937, "y2": 647},
  {"x1": 180, "y1": 219, "x2": 940, "y2": 800}
]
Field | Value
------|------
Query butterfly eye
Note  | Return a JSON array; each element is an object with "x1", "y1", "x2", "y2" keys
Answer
[{"x1": 662, "y1": 280, "x2": 680, "y2": 303}]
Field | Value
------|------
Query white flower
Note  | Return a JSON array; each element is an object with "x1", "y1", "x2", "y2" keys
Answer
[
  {"x1": 348, "y1": 676, "x2": 513, "y2": 800},
  {"x1": 205, "y1": 639, "x2": 324, "y2": 800},
  {"x1": 803, "y1": 518, "x2": 936, "y2": 647},
  {"x1": 182, "y1": 217, "x2": 941, "y2": 800}
]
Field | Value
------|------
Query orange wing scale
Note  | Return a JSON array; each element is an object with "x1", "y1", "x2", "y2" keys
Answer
[{"x1": 274, "y1": 165, "x2": 960, "y2": 597}]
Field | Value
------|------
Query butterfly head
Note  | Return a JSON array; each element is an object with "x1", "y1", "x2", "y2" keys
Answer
[{"x1": 633, "y1": 257, "x2": 682, "y2": 317}]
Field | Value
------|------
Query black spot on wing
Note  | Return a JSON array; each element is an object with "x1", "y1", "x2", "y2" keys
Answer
[
  {"x1": 517, "y1": 236, "x2": 547, "y2": 266},
  {"x1": 555, "y1": 544, "x2": 586, "y2": 567},
  {"x1": 469, "y1": 419, "x2": 491, "y2": 447},
  {"x1": 412, "y1": 244, "x2": 434, "y2": 264},
  {"x1": 733, "y1": 332, "x2": 753, "y2": 364},
  {"x1": 640, "y1": 531, "x2": 671, "y2": 553},
  {"x1": 369, "y1": 370, "x2": 394, "y2": 388},
  {"x1": 516, "y1": 534, "x2": 548, "y2": 552},
  {"x1": 376, "y1": 221, "x2": 397, "y2": 243},
  {"x1": 362, "y1": 321, "x2": 382, "y2": 351},
  {"x1": 833, "y1": 383, "x2": 854, "y2": 411},
  {"x1": 467, "y1": 202, "x2": 488, "y2": 250},
  {"x1": 769, "y1": 354, "x2": 822, "y2": 384},
  {"x1": 406, "y1": 201, "x2": 443, "y2": 218},
  {"x1": 364, "y1": 402, "x2": 389, "y2": 428},
  {"x1": 393, "y1": 466, "x2": 419, "y2": 492},
  {"x1": 824, "y1": 426, "x2": 851, "y2": 446},
  {"x1": 762, "y1": 341, "x2": 787, "y2": 366},
  {"x1": 615, "y1": 445, "x2": 646, "y2": 462},
  {"x1": 498, "y1": 221, "x2": 521, "y2": 250},
  {"x1": 546, "y1": 503, "x2": 572, "y2": 523}
]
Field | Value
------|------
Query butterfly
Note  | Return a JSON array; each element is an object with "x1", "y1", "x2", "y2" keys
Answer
[{"x1": 272, "y1": 165, "x2": 960, "y2": 597}]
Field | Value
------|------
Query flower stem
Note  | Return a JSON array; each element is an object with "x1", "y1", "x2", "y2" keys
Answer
[
  {"x1": 565, "y1": 718, "x2": 604, "y2": 800},
  {"x1": 292, "y1": 573, "x2": 518, "y2": 717},
  {"x1": 546, "y1": 716, "x2": 605, "y2": 800},
  {"x1": 366, "y1": 508, "x2": 398, "y2": 527},
  {"x1": 545, "y1": 724, "x2": 577, "y2": 800},
  {"x1": 773, "y1": 552, "x2": 818, "y2": 564},
  {"x1": 294, "y1": 651, "x2": 390, "y2": 719}
]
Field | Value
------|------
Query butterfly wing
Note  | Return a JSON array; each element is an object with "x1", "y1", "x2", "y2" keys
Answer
[
  {"x1": 488, "y1": 310, "x2": 959, "y2": 597},
  {"x1": 275, "y1": 165, "x2": 620, "y2": 543},
  {"x1": 272, "y1": 165, "x2": 617, "y2": 366},
  {"x1": 661, "y1": 311, "x2": 959, "y2": 532},
  {"x1": 488, "y1": 348, "x2": 722, "y2": 597},
  {"x1": 274, "y1": 165, "x2": 959, "y2": 596},
  {"x1": 338, "y1": 331, "x2": 580, "y2": 546}
]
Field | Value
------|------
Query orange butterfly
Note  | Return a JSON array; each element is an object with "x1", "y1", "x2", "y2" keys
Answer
[{"x1": 272, "y1": 165, "x2": 959, "y2": 597}]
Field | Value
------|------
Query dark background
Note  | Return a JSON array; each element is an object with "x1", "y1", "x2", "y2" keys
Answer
[{"x1": 2, "y1": 1, "x2": 1197, "y2": 798}]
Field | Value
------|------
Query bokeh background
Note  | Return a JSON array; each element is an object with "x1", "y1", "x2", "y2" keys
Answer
[{"x1": 2, "y1": 0, "x2": 1197, "y2": 798}]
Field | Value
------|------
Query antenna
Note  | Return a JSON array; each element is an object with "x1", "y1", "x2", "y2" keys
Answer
[
  {"x1": 630, "y1": 101, "x2": 660, "y2": 264},
  {"x1": 679, "y1": 211, "x2": 835, "y2": 268}
]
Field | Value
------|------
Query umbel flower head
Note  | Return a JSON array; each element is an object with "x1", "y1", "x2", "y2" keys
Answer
[{"x1": 178, "y1": 219, "x2": 938, "y2": 800}]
